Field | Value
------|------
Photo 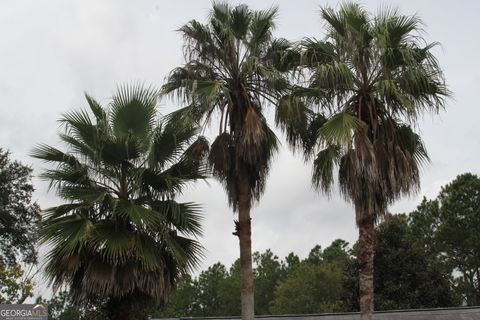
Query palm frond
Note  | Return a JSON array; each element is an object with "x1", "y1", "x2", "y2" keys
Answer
[
  {"x1": 110, "y1": 84, "x2": 158, "y2": 140},
  {"x1": 115, "y1": 200, "x2": 165, "y2": 231},
  {"x1": 248, "y1": 6, "x2": 278, "y2": 53},
  {"x1": 319, "y1": 112, "x2": 365, "y2": 147},
  {"x1": 395, "y1": 125, "x2": 430, "y2": 166},
  {"x1": 31, "y1": 144, "x2": 79, "y2": 166},
  {"x1": 60, "y1": 109, "x2": 99, "y2": 148},
  {"x1": 230, "y1": 4, "x2": 250, "y2": 39},
  {"x1": 312, "y1": 144, "x2": 341, "y2": 193},
  {"x1": 84, "y1": 93, "x2": 107, "y2": 125},
  {"x1": 275, "y1": 95, "x2": 310, "y2": 151},
  {"x1": 149, "y1": 119, "x2": 198, "y2": 168},
  {"x1": 151, "y1": 200, "x2": 203, "y2": 236}
]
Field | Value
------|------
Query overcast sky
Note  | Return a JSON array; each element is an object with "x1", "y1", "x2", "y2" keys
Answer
[{"x1": 1, "y1": 0, "x2": 479, "y2": 295}]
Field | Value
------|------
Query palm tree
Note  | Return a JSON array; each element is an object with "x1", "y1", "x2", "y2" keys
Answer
[
  {"x1": 162, "y1": 3, "x2": 294, "y2": 319},
  {"x1": 277, "y1": 3, "x2": 448, "y2": 319},
  {"x1": 31, "y1": 85, "x2": 208, "y2": 320}
]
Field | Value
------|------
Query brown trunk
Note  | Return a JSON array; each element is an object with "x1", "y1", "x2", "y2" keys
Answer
[
  {"x1": 237, "y1": 173, "x2": 255, "y2": 320},
  {"x1": 358, "y1": 218, "x2": 374, "y2": 320}
]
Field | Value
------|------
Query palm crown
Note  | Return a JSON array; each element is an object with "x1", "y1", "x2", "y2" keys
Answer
[
  {"x1": 279, "y1": 3, "x2": 448, "y2": 224},
  {"x1": 32, "y1": 86, "x2": 208, "y2": 305},
  {"x1": 162, "y1": 2, "x2": 293, "y2": 207}
]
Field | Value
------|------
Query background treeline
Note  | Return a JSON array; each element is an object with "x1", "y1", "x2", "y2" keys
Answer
[
  {"x1": 0, "y1": 148, "x2": 40, "y2": 304},
  {"x1": 154, "y1": 173, "x2": 479, "y2": 317}
]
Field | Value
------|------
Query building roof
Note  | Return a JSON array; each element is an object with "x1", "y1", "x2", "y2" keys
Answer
[{"x1": 155, "y1": 306, "x2": 480, "y2": 320}]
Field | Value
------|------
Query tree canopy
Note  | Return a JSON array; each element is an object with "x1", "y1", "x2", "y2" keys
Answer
[
  {"x1": 0, "y1": 148, "x2": 40, "y2": 266},
  {"x1": 410, "y1": 173, "x2": 480, "y2": 305}
]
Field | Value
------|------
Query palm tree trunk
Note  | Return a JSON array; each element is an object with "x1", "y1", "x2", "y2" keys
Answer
[
  {"x1": 237, "y1": 172, "x2": 254, "y2": 320},
  {"x1": 358, "y1": 217, "x2": 374, "y2": 320}
]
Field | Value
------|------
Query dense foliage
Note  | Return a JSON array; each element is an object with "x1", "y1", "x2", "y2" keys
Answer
[
  {"x1": 0, "y1": 149, "x2": 40, "y2": 304},
  {"x1": 0, "y1": 263, "x2": 35, "y2": 304},
  {"x1": 409, "y1": 173, "x2": 480, "y2": 305},
  {"x1": 0, "y1": 148, "x2": 40, "y2": 266}
]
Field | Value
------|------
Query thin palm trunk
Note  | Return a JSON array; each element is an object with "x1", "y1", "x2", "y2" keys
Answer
[
  {"x1": 237, "y1": 171, "x2": 254, "y2": 320},
  {"x1": 358, "y1": 216, "x2": 374, "y2": 320}
]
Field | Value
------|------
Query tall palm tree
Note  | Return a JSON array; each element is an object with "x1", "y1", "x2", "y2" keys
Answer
[
  {"x1": 162, "y1": 3, "x2": 294, "y2": 319},
  {"x1": 32, "y1": 85, "x2": 208, "y2": 320},
  {"x1": 277, "y1": 3, "x2": 448, "y2": 319}
]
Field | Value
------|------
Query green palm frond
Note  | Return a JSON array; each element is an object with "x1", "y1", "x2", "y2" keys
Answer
[
  {"x1": 248, "y1": 6, "x2": 278, "y2": 51},
  {"x1": 321, "y1": 6, "x2": 346, "y2": 37},
  {"x1": 163, "y1": 232, "x2": 203, "y2": 272},
  {"x1": 60, "y1": 110, "x2": 100, "y2": 148},
  {"x1": 194, "y1": 80, "x2": 228, "y2": 104},
  {"x1": 312, "y1": 144, "x2": 341, "y2": 193},
  {"x1": 39, "y1": 166, "x2": 89, "y2": 190},
  {"x1": 374, "y1": 6, "x2": 422, "y2": 47},
  {"x1": 115, "y1": 200, "x2": 166, "y2": 230},
  {"x1": 319, "y1": 112, "x2": 365, "y2": 147},
  {"x1": 90, "y1": 222, "x2": 135, "y2": 264},
  {"x1": 149, "y1": 123, "x2": 197, "y2": 168},
  {"x1": 151, "y1": 200, "x2": 203, "y2": 236},
  {"x1": 299, "y1": 38, "x2": 334, "y2": 66},
  {"x1": 84, "y1": 93, "x2": 107, "y2": 126},
  {"x1": 59, "y1": 185, "x2": 108, "y2": 203},
  {"x1": 312, "y1": 62, "x2": 356, "y2": 94},
  {"x1": 275, "y1": 95, "x2": 309, "y2": 150},
  {"x1": 395, "y1": 125, "x2": 430, "y2": 166},
  {"x1": 265, "y1": 38, "x2": 301, "y2": 72},
  {"x1": 230, "y1": 4, "x2": 250, "y2": 39},
  {"x1": 39, "y1": 214, "x2": 93, "y2": 250},
  {"x1": 42, "y1": 203, "x2": 84, "y2": 220},
  {"x1": 31, "y1": 144, "x2": 79, "y2": 166},
  {"x1": 58, "y1": 133, "x2": 96, "y2": 162},
  {"x1": 110, "y1": 84, "x2": 158, "y2": 141}
]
